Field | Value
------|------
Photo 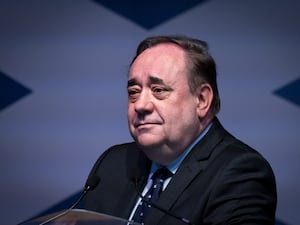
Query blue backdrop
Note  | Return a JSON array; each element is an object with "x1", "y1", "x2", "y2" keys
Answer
[{"x1": 0, "y1": 0, "x2": 299, "y2": 224}]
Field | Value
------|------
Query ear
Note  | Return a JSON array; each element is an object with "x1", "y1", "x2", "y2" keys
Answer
[{"x1": 195, "y1": 83, "x2": 214, "y2": 118}]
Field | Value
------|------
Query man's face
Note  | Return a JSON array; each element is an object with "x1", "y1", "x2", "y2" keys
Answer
[{"x1": 127, "y1": 44, "x2": 202, "y2": 165}]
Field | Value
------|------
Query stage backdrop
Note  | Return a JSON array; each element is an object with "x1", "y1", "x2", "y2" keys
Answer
[{"x1": 0, "y1": 0, "x2": 299, "y2": 224}]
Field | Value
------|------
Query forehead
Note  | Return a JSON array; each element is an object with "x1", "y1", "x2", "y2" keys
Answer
[
  {"x1": 132, "y1": 43, "x2": 186, "y2": 67},
  {"x1": 129, "y1": 43, "x2": 188, "y2": 80}
]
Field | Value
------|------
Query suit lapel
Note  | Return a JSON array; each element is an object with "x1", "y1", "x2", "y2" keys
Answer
[
  {"x1": 145, "y1": 118, "x2": 227, "y2": 224},
  {"x1": 145, "y1": 152, "x2": 204, "y2": 224}
]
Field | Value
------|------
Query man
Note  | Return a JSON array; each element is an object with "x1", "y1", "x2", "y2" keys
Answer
[{"x1": 83, "y1": 35, "x2": 277, "y2": 225}]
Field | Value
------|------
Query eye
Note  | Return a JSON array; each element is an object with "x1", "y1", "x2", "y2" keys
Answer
[
  {"x1": 128, "y1": 89, "x2": 137, "y2": 96},
  {"x1": 153, "y1": 87, "x2": 165, "y2": 93},
  {"x1": 127, "y1": 87, "x2": 140, "y2": 102},
  {"x1": 151, "y1": 85, "x2": 170, "y2": 99}
]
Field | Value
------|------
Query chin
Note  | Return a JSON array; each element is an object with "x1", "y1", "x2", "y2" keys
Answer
[
  {"x1": 136, "y1": 140, "x2": 160, "y2": 149},
  {"x1": 135, "y1": 136, "x2": 163, "y2": 150}
]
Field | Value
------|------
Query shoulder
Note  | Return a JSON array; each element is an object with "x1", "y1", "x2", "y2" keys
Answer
[
  {"x1": 205, "y1": 117, "x2": 271, "y2": 163},
  {"x1": 88, "y1": 142, "x2": 139, "y2": 175},
  {"x1": 194, "y1": 117, "x2": 275, "y2": 180},
  {"x1": 103, "y1": 142, "x2": 137, "y2": 154}
]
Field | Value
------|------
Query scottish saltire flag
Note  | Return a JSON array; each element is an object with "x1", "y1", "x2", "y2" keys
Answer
[{"x1": 0, "y1": 0, "x2": 299, "y2": 224}]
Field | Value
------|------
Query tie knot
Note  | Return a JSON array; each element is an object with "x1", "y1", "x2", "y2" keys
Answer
[{"x1": 151, "y1": 167, "x2": 173, "y2": 181}]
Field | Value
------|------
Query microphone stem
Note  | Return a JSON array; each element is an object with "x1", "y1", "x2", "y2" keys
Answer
[
  {"x1": 39, "y1": 187, "x2": 90, "y2": 225},
  {"x1": 39, "y1": 210, "x2": 70, "y2": 225}
]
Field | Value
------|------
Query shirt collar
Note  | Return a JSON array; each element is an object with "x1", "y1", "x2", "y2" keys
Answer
[{"x1": 151, "y1": 122, "x2": 213, "y2": 175}]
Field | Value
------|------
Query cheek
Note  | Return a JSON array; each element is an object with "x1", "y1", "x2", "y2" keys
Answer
[
  {"x1": 167, "y1": 101, "x2": 198, "y2": 126},
  {"x1": 127, "y1": 104, "x2": 134, "y2": 119}
]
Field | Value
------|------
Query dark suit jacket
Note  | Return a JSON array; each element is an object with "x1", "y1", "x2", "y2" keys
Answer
[{"x1": 83, "y1": 118, "x2": 277, "y2": 225}]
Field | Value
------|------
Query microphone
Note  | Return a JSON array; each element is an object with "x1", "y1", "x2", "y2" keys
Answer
[
  {"x1": 38, "y1": 175, "x2": 100, "y2": 225},
  {"x1": 131, "y1": 169, "x2": 195, "y2": 225}
]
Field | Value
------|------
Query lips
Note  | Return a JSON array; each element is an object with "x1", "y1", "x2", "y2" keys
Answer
[{"x1": 133, "y1": 121, "x2": 162, "y2": 128}]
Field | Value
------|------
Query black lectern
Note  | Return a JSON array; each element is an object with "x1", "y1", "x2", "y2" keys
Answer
[{"x1": 22, "y1": 209, "x2": 140, "y2": 225}]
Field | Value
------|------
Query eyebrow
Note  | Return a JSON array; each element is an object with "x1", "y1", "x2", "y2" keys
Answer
[
  {"x1": 127, "y1": 76, "x2": 165, "y2": 87},
  {"x1": 127, "y1": 78, "x2": 138, "y2": 87},
  {"x1": 148, "y1": 76, "x2": 164, "y2": 85}
]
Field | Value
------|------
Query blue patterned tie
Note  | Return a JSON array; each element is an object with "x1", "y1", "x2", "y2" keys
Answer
[{"x1": 132, "y1": 167, "x2": 173, "y2": 224}]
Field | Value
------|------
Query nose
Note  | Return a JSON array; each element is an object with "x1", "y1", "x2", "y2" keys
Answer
[{"x1": 134, "y1": 91, "x2": 154, "y2": 115}]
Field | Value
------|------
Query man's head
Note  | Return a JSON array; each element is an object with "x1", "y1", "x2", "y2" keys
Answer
[{"x1": 127, "y1": 35, "x2": 220, "y2": 165}]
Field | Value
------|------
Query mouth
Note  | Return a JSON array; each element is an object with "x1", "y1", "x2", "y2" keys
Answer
[{"x1": 134, "y1": 122, "x2": 160, "y2": 128}]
